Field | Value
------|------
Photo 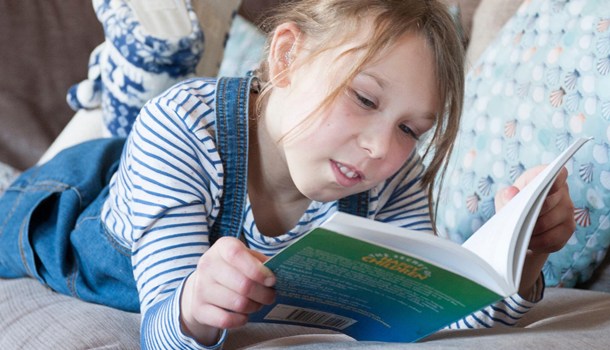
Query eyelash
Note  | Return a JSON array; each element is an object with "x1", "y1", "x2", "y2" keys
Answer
[
  {"x1": 353, "y1": 90, "x2": 377, "y2": 109},
  {"x1": 399, "y1": 124, "x2": 419, "y2": 141},
  {"x1": 352, "y1": 89, "x2": 419, "y2": 141}
]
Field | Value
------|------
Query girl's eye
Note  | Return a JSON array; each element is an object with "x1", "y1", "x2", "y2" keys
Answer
[
  {"x1": 399, "y1": 124, "x2": 419, "y2": 141},
  {"x1": 354, "y1": 91, "x2": 377, "y2": 109}
]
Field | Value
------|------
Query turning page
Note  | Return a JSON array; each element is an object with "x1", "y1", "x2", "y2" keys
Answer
[{"x1": 462, "y1": 137, "x2": 592, "y2": 292}]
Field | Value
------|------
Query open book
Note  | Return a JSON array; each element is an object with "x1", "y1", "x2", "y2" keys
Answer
[{"x1": 249, "y1": 137, "x2": 591, "y2": 342}]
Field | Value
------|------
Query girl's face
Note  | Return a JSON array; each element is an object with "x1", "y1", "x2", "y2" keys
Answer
[{"x1": 265, "y1": 29, "x2": 439, "y2": 202}]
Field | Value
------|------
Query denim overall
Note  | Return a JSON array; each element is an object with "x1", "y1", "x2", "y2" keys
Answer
[{"x1": 0, "y1": 76, "x2": 368, "y2": 313}]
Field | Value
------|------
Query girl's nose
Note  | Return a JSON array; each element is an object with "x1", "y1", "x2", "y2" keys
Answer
[{"x1": 358, "y1": 125, "x2": 392, "y2": 159}]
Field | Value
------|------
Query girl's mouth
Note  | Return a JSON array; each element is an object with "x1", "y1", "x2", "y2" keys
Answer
[{"x1": 331, "y1": 160, "x2": 364, "y2": 187}]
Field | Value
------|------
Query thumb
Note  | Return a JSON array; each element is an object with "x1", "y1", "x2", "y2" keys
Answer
[
  {"x1": 495, "y1": 185, "x2": 520, "y2": 211},
  {"x1": 250, "y1": 249, "x2": 271, "y2": 263}
]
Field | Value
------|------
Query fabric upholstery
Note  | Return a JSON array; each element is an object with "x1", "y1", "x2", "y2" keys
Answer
[
  {"x1": 0, "y1": 278, "x2": 140, "y2": 350},
  {"x1": 192, "y1": 0, "x2": 242, "y2": 77},
  {"x1": 2, "y1": 277, "x2": 610, "y2": 349},
  {"x1": 465, "y1": 0, "x2": 524, "y2": 68},
  {"x1": 444, "y1": 0, "x2": 482, "y2": 45},
  {"x1": 0, "y1": 1, "x2": 103, "y2": 170}
]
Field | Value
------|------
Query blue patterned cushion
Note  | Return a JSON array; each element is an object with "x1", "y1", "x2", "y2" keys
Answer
[
  {"x1": 66, "y1": 0, "x2": 205, "y2": 137},
  {"x1": 436, "y1": 0, "x2": 610, "y2": 287}
]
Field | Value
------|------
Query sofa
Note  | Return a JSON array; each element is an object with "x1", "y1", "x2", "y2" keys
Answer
[{"x1": 2, "y1": 0, "x2": 610, "y2": 349}]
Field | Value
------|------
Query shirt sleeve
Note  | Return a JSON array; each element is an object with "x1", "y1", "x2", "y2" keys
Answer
[
  {"x1": 372, "y1": 151, "x2": 545, "y2": 330},
  {"x1": 140, "y1": 277, "x2": 227, "y2": 350},
  {"x1": 446, "y1": 274, "x2": 544, "y2": 329},
  {"x1": 104, "y1": 79, "x2": 226, "y2": 349}
]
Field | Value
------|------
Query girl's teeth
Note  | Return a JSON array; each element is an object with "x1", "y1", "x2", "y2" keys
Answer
[{"x1": 338, "y1": 164, "x2": 357, "y2": 178}]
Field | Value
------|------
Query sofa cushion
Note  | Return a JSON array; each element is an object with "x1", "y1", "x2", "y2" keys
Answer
[
  {"x1": 436, "y1": 0, "x2": 610, "y2": 287},
  {"x1": 465, "y1": 0, "x2": 523, "y2": 67},
  {"x1": 0, "y1": 278, "x2": 140, "y2": 349},
  {"x1": 192, "y1": 0, "x2": 242, "y2": 77},
  {"x1": 444, "y1": 0, "x2": 482, "y2": 46},
  {"x1": 0, "y1": 1, "x2": 103, "y2": 170},
  {"x1": 4, "y1": 277, "x2": 610, "y2": 349}
]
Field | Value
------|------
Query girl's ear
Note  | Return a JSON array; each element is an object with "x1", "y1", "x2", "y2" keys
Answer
[{"x1": 267, "y1": 22, "x2": 301, "y2": 88}]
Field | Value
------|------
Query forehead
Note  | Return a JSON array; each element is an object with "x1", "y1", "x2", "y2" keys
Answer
[
  {"x1": 330, "y1": 29, "x2": 440, "y2": 113},
  {"x1": 368, "y1": 33, "x2": 439, "y2": 113},
  {"x1": 313, "y1": 15, "x2": 436, "y2": 80}
]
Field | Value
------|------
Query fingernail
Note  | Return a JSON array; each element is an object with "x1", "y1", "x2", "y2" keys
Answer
[{"x1": 264, "y1": 276, "x2": 275, "y2": 287}]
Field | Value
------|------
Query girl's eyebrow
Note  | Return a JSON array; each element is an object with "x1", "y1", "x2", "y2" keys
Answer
[
  {"x1": 360, "y1": 71, "x2": 386, "y2": 89},
  {"x1": 422, "y1": 113, "x2": 437, "y2": 121}
]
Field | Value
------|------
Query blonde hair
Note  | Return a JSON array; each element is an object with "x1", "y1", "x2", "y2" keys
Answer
[{"x1": 254, "y1": 0, "x2": 465, "y2": 228}]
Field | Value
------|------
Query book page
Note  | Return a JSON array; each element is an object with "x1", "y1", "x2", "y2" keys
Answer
[{"x1": 462, "y1": 137, "x2": 592, "y2": 292}]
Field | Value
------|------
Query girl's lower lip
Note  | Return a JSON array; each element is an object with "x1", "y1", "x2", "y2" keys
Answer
[{"x1": 330, "y1": 161, "x2": 362, "y2": 187}]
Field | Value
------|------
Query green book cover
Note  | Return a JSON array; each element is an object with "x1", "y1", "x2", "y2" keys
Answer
[{"x1": 250, "y1": 226, "x2": 501, "y2": 342}]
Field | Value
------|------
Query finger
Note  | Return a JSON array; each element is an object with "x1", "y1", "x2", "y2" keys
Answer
[
  {"x1": 208, "y1": 261, "x2": 276, "y2": 306},
  {"x1": 537, "y1": 188, "x2": 562, "y2": 217},
  {"x1": 216, "y1": 237, "x2": 276, "y2": 287},
  {"x1": 530, "y1": 207, "x2": 575, "y2": 253},
  {"x1": 199, "y1": 281, "x2": 267, "y2": 314},
  {"x1": 494, "y1": 185, "x2": 519, "y2": 212},
  {"x1": 250, "y1": 249, "x2": 271, "y2": 263},
  {"x1": 532, "y1": 213, "x2": 575, "y2": 241},
  {"x1": 189, "y1": 299, "x2": 249, "y2": 330},
  {"x1": 547, "y1": 167, "x2": 569, "y2": 194},
  {"x1": 533, "y1": 188, "x2": 574, "y2": 235},
  {"x1": 529, "y1": 224, "x2": 575, "y2": 253},
  {"x1": 513, "y1": 165, "x2": 547, "y2": 189},
  {"x1": 537, "y1": 181, "x2": 570, "y2": 217}
]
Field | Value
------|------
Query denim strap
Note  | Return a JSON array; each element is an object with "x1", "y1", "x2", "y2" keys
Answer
[
  {"x1": 209, "y1": 76, "x2": 253, "y2": 244},
  {"x1": 338, "y1": 191, "x2": 370, "y2": 217}
]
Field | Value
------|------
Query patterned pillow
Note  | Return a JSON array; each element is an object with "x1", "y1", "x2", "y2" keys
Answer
[
  {"x1": 66, "y1": 0, "x2": 228, "y2": 137},
  {"x1": 218, "y1": 14, "x2": 266, "y2": 77},
  {"x1": 436, "y1": 0, "x2": 610, "y2": 287}
]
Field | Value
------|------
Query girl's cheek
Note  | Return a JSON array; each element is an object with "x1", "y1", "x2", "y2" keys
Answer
[{"x1": 390, "y1": 141, "x2": 416, "y2": 172}]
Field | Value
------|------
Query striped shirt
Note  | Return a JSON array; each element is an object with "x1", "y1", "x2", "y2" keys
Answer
[{"x1": 101, "y1": 78, "x2": 541, "y2": 349}]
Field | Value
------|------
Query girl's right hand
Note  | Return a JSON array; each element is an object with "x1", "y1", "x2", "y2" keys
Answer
[{"x1": 179, "y1": 236, "x2": 276, "y2": 345}]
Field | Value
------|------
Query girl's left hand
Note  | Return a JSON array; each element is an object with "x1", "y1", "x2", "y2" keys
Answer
[
  {"x1": 495, "y1": 166, "x2": 576, "y2": 254},
  {"x1": 495, "y1": 165, "x2": 575, "y2": 299}
]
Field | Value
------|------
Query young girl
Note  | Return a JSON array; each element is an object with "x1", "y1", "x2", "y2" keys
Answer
[{"x1": 0, "y1": 0, "x2": 575, "y2": 349}]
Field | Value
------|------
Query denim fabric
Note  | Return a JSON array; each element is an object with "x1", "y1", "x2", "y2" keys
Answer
[
  {"x1": 0, "y1": 138, "x2": 140, "y2": 312},
  {"x1": 209, "y1": 76, "x2": 254, "y2": 244},
  {"x1": 338, "y1": 191, "x2": 369, "y2": 217}
]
